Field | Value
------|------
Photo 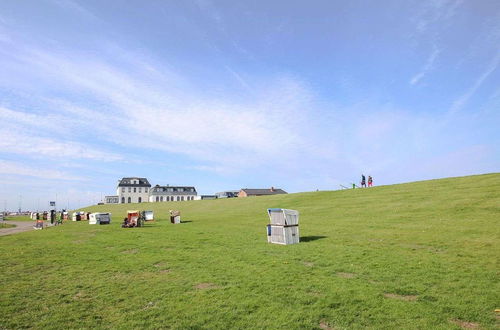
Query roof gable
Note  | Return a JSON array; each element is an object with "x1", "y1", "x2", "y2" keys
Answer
[{"x1": 117, "y1": 177, "x2": 151, "y2": 187}]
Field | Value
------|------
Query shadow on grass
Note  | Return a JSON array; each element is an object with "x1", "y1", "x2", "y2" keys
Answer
[
  {"x1": 300, "y1": 236, "x2": 327, "y2": 242},
  {"x1": 181, "y1": 221, "x2": 193, "y2": 223}
]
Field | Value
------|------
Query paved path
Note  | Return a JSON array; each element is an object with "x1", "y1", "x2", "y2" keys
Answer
[{"x1": 0, "y1": 221, "x2": 37, "y2": 236}]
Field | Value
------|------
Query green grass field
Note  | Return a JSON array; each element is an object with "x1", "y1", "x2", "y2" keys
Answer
[
  {"x1": 1, "y1": 173, "x2": 499, "y2": 329},
  {"x1": 3, "y1": 215, "x2": 32, "y2": 222}
]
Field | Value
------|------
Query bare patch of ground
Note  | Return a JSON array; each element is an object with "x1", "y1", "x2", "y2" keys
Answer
[
  {"x1": 337, "y1": 272, "x2": 356, "y2": 278},
  {"x1": 384, "y1": 293, "x2": 418, "y2": 301},
  {"x1": 143, "y1": 301, "x2": 156, "y2": 310},
  {"x1": 319, "y1": 320, "x2": 336, "y2": 330},
  {"x1": 303, "y1": 261, "x2": 314, "y2": 267},
  {"x1": 195, "y1": 282, "x2": 219, "y2": 290},
  {"x1": 307, "y1": 291, "x2": 324, "y2": 297},
  {"x1": 450, "y1": 319, "x2": 479, "y2": 329},
  {"x1": 73, "y1": 291, "x2": 91, "y2": 301},
  {"x1": 122, "y1": 249, "x2": 139, "y2": 254},
  {"x1": 0, "y1": 221, "x2": 35, "y2": 236},
  {"x1": 400, "y1": 243, "x2": 445, "y2": 253}
]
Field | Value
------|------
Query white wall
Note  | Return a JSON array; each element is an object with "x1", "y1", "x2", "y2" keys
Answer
[{"x1": 118, "y1": 187, "x2": 150, "y2": 203}]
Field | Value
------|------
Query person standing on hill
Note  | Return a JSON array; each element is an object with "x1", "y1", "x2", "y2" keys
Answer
[
  {"x1": 368, "y1": 176, "x2": 373, "y2": 187},
  {"x1": 361, "y1": 174, "x2": 366, "y2": 188}
]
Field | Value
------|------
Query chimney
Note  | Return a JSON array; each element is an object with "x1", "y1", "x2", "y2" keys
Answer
[{"x1": 270, "y1": 186, "x2": 275, "y2": 192}]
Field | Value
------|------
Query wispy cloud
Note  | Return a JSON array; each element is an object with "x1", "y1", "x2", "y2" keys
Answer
[
  {"x1": 414, "y1": 0, "x2": 464, "y2": 34},
  {"x1": 0, "y1": 160, "x2": 86, "y2": 181},
  {"x1": 224, "y1": 65, "x2": 253, "y2": 92},
  {"x1": 0, "y1": 107, "x2": 124, "y2": 162},
  {"x1": 0, "y1": 34, "x2": 315, "y2": 174},
  {"x1": 449, "y1": 53, "x2": 500, "y2": 114},
  {"x1": 49, "y1": 0, "x2": 98, "y2": 20},
  {"x1": 410, "y1": 46, "x2": 440, "y2": 85}
]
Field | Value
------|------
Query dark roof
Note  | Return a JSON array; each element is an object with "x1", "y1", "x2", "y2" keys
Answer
[
  {"x1": 150, "y1": 185, "x2": 197, "y2": 195},
  {"x1": 117, "y1": 177, "x2": 151, "y2": 187},
  {"x1": 240, "y1": 188, "x2": 287, "y2": 195}
]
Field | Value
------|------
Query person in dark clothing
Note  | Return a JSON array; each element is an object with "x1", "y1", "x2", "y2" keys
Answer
[{"x1": 361, "y1": 174, "x2": 366, "y2": 188}]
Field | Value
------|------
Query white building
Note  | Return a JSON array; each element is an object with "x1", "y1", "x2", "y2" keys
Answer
[
  {"x1": 117, "y1": 177, "x2": 151, "y2": 204},
  {"x1": 215, "y1": 191, "x2": 239, "y2": 198},
  {"x1": 104, "y1": 195, "x2": 119, "y2": 204},
  {"x1": 149, "y1": 185, "x2": 197, "y2": 202}
]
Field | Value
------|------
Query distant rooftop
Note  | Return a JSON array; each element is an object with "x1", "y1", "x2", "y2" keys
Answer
[
  {"x1": 117, "y1": 177, "x2": 151, "y2": 187},
  {"x1": 151, "y1": 185, "x2": 197, "y2": 195},
  {"x1": 240, "y1": 188, "x2": 287, "y2": 195}
]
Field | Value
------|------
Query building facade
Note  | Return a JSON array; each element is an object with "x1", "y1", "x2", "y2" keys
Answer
[
  {"x1": 104, "y1": 195, "x2": 119, "y2": 204},
  {"x1": 215, "y1": 191, "x2": 239, "y2": 198},
  {"x1": 149, "y1": 185, "x2": 197, "y2": 202},
  {"x1": 117, "y1": 177, "x2": 151, "y2": 204}
]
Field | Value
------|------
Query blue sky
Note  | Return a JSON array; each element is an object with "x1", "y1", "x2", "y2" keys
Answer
[{"x1": 0, "y1": 0, "x2": 499, "y2": 210}]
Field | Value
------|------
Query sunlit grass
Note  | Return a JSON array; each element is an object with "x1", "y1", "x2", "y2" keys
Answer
[{"x1": 1, "y1": 173, "x2": 499, "y2": 329}]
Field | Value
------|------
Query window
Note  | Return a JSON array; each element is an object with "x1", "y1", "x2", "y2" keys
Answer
[
  {"x1": 134, "y1": 187, "x2": 136, "y2": 193},
  {"x1": 128, "y1": 187, "x2": 131, "y2": 193},
  {"x1": 160, "y1": 196, "x2": 163, "y2": 202},
  {"x1": 127, "y1": 197, "x2": 131, "y2": 203},
  {"x1": 181, "y1": 196, "x2": 184, "y2": 201},
  {"x1": 145, "y1": 188, "x2": 148, "y2": 193},
  {"x1": 156, "y1": 196, "x2": 159, "y2": 202},
  {"x1": 138, "y1": 197, "x2": 142, "y2": 203},
  {"x1": 177, "y1": 196, "x2": 180, "y2": 201},
  {"x1": 122, "y1": 188, "x2": 125, "y2": 193},
  {"x1": 121, "y1": 197, "x2": 125, "y2": 203},
  {"x1": 139, "y1": 187, "x2": 142, "y2": 193}
]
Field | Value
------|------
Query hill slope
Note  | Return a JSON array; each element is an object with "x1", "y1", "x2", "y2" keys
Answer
[{"x1": 1, "y1": 173, "x2": 499, "y2": 329}]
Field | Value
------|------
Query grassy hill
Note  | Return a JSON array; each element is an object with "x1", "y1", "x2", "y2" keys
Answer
[{"x1": 1, "y1": 173, "x2": 499, "y2": 329}]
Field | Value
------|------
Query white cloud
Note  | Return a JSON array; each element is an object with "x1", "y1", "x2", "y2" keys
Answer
[
  {"x1": 449, "y1": 53, "x2": 500, "y2": 114},
  {"x1": 410, "y1": 46, "x2": 440, "y2": 85},
  {"x1": 0, "y1": 37, "x2": 315, "y2": 173},
  {"x1": 414, "y1": 0, "x2": 463, "y2": 34},
  {"x1": 0, "y1": 160, "x2": 85, "y2": 181},
  {"x1": 0, "y1": 112, "x2": 124, "y2": 162}
]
